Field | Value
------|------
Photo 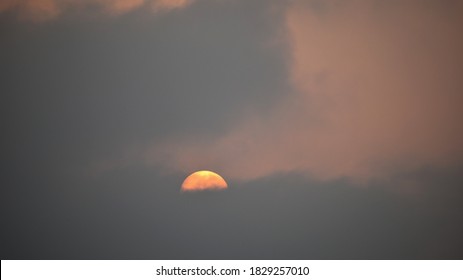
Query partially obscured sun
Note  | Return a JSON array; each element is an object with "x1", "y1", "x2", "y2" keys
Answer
[{"x1": 181, "y1": 170, "x2": 228, "y2": 192}]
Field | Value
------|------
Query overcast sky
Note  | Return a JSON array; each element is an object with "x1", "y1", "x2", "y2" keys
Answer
[{"x1": 1, "y1": 0, "x2": 463, "y2": 259}]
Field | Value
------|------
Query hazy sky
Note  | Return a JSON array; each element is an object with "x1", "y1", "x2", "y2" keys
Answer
[{"x1": 1, "y1": 0, "x2": 463, "y2": 259}]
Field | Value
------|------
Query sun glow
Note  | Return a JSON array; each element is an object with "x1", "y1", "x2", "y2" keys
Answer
[{"x1": 181, "y1": 170, "x2": 228, "y2": 192}]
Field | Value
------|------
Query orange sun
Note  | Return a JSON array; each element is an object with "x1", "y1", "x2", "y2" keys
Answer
[{"x1": 181, "y1": 170, "x2": 228, "y2": 192}]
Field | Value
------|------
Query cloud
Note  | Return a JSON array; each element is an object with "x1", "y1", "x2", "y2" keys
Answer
[
  {"x1": 149, "y1": 0, "x2": 463, "y2": 183},
  {"x1": 0, "y1": 0, "x2": 61, "y2": 21},
  {"x1": 151, "y1": 0, "x2": 193, "y2": 13},
  {"x1": 0, "y1": 0, "x2": 194, "y2": 21}
]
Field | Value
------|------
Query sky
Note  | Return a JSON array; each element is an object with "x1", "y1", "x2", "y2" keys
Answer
[{"x1": 1, "y1": 0, "x2": 463, "y2": 259}]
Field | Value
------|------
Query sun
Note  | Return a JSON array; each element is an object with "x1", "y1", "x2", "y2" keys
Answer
[{"x1": 181, "y1": 170, "x2": 228, "y2": 192}]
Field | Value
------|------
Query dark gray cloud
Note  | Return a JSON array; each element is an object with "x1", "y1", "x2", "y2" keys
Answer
[
  {"x1": 0, "y1": 0, "x2": 288, "y2": 173},
  {"x1": 2, "y1": 165, "x2": 463, "y2": 259}
]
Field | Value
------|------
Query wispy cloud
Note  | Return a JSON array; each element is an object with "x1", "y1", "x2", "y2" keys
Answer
[
  {"x1": 149, "y1": 0, "x2": 463, "y2": 183},
  {"x1": 0, "y1": 0, "x2": 194, "y2": 21}
]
